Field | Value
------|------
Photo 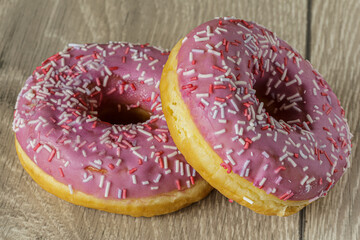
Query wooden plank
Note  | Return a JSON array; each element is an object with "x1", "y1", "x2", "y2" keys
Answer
[
  {"x1": 0, "y1": 0, "x2": 308, "y2": 239},
  {"x1": 303, "y1": 1, "x2": 360, "y2": 240}
]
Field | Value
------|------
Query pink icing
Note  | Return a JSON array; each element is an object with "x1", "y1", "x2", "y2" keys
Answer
[
  {"x1": 13, "y1": 42, "x2": 200, "y2": 200},
  {"x1": 177, "y1": 18, "x2": 352, "y2": 201}
]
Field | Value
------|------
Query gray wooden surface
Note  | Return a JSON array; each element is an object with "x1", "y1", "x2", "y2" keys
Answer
[{"x1": 0, "y1": 0, "x2": 358, "y2": 239}]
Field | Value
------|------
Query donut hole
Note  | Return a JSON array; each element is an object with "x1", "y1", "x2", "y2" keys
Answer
[
  {"x1": 98, "y1": 101, "x2": 151, "y2": 125},
  {"x1": 253, "y1": 79, "x2": 309, "y2": 126}
]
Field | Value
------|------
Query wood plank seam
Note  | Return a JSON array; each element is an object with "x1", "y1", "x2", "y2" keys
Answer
[{"x1": 299, "y1": 0, "x2": 313, "y2": 240}]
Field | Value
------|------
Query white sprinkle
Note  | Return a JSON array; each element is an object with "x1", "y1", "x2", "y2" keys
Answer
[
  {"x1": 299, "y1": 150, "x2": 308, "y2": 159},
  {"x1": 103, "y1": 75, "x2": 109, "y2": 87},
  {"x1": 214, "y1": 144, "x2": 223, "y2": 149},
  {"x1": 164, "y1": 157, "x2": 168, "y2": 169},
  {"x1": 142, "y1": 181, "x2": 150, "y2": 185},
  {"x1": 240, "y1": 160, "x2": 250, "y2": 177},
  {"x1": 167, "y1": 151, "x2": 177, "y2": 158},
  {"x1": 138, "y1": 128, "x2": 152, "y2": 136},
  {"x1": 68, "y1": 184, "x2": 73, "y2": 194},
  {"x1": 180, "y1": 162, "x2": 184, "y2": 176},
  {"x1": 230, "y1": 99, "x2": 239, "y2": 112},
  {"x1": 186, "y1": 164, "x2": 191, "y2": 177},
  {"x1": 149, "y1": 59, "x2": 159, "y2": 66},
  {"x1": 104, "y1": 181, "x2": 111, "y2": 197},
  {"x1": 175, "y1": 160, "x2": 180, "y2": 173},
  {"x1": 195, "y1": 36, "x2": 210, "y2": 42},
  {"x1": 183, "y1": 69, "x2": 195, "y2": 76},
  {"x1": 306, "y1": 177, "x2": 316, "y2": 184},
  {"x1": 117, "y1": 189, "x2": 122, "y2": 199},
  {"x1": 132, "y1": 150, "x2": 143, "y2": 159},
  {"x1": 99, "y1": 175, "x2": 105, "y2": 188},
  {"x1": 132, "y1": 175, "x2": 137, "y2": 184},
  {"x1": 192, "y1": 49, "x2": 205, "y2": 54},
  {"x1": 154, "y1": 174, "x2": 162, "y2": 183},
  {"x1": 201, "y1": 98, "x2": 210, "y2": 106},
  {"x1": 262, "y1": 151, "x2": 270, "y2": 158},
  {"x1": 312, "y1": 79, "x2": 320, "y2": 90},
  {"x1": 116, "y1": 159, "x2": 122, "y2": 166},
  {"x1": 196, "y1": 93, "x2": 209, "y2": 98},
  {"x1": 227, "y1": 154, "x2": 236, "y2": 166},
  {"x1": 205, "y1": 43, "x2": 213, "y2": 49},
  {"x1": 263, "y1": 164, "x2": 269, "y2": 171},
  {"x1": 164, "y1": 145, "x2": 178, "y2": 150},
  {"x1": 306, "y1": 114, "x2": 314, "y2": 123},
  {"x1": 208, "y1": 49, "x2": 221, "y2": 56},
  {"x1": 279, "y1": 153, "x2": 288, "y2": 161},
  {"x1": 212, "y1": 109, "x2": 218, "y2": 119},
  {"x1": 300, "y1": 175, "x2": 309, "y2": 185},
  {"x1": 259, "y1": 177, "x2": 267, "y2": 187},
  {"x1": 198, "y1": 74, "x2": 214, "y2": 78},
  {"x1": 83, "y1": 174, "x2": 93, "y2": 183},
  {"x1": 189, "y1": 52, "x2": 193, "y2": 62},
  {"x1": 214, "y1": 129, "x2": 226, "y2": 135},
  {"x1": 287, "y1": 157, "x2": 297, "y2": 167},
  {"x1": 243, "y1": 196, "x2": 254, "y2": 204}
]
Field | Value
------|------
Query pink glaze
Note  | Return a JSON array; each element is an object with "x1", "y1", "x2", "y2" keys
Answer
[
  {"x1": 13, "y1": 42, "x2": 200, "y2": 199},
  {"x1": 177, "y1": 18, "x2": 352, "y2": 201}
]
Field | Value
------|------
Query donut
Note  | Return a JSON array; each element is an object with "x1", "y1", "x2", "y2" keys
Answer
[
  {"x1": 160, "y1": 17, "x2": 352, "y2": 216},
  {"x1": 13, "y1": 42, "x2": 212, "y2": 217}
]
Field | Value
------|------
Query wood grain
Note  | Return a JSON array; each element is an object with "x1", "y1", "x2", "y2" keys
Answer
[
  {"x1": 303, "y1": 1, "x2": 360, "y2": 240},
  {"x1": 0, "y1": 0, "x2": 357, "y2": 239}
]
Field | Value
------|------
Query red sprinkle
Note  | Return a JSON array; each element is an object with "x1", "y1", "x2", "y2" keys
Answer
[
  {"x1": 176, "y1": 180, "x2": 181, "y2": 190},
  {"x1": 48, "y1": 149, "x2": 56, "y2": 162},
  {"x1": 59, "y1": 168, "x2": 64, "y2": 177},
  {"x1": 128, "y1": 168, "x2": 137, "y2": 174}
]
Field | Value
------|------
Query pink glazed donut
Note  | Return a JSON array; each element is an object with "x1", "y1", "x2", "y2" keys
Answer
[
  {"x1": 160, "y1": 17, "x2": 352, "y2": 216},
  {"x1": 13, "y1": 42, "x2": 212, "y2": 217}
]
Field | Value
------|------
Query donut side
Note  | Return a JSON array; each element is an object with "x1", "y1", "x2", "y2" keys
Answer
[
  {"x1": 160, "y1": 40, "x2": 309, "y2": 216},
  {"x1": 15, "y1": 137, "x2": 212, "y2": 217}
]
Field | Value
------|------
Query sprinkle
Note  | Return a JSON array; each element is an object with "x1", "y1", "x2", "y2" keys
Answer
[
  {"x1": 117, "y1": 189, "x2": 122, "y2": 199},
  {"x1": 154, "y1": 174, "x2": 162, "y2": 183},
  {"x1": 183, "y1": 69, "x2": 195, "y2": 76},
  {"x1": 48, "y1": 149, "x2": 56, "y2": 162},
  {"x1": 262, "y1": 151, "x2": 269, "y2": 158},
  {"x1": 287, "y1": 157, "x2": 297, "y2": 167},
  {"x1": 198, "y1": 74, "x2": 214, "y2": 78},
  {"x1": 300, "y1": 175, "x2": 309, "y2": 185},
  {"x1": 214, "y1": 144, "x2": 223, "y2": 149},
  {"x1": 167, "y1": 151, "x2": 177, "y2": 158},
  {"x1": 176, "y1": 180, "x2": 181, "y2": 190},
  {"x1": 149, "y1": 59, "x2": 159, "y2": 66},
  {"x1": 208, "y1": 49, "x2": 221, "y2": 56},
  {"x1": 214, "y1": 129, "x2": 226, "y2": 135},
  {"x1": 104, "y1": 181, "x2": 111, "y2": 197},
  {"x1": 99, "y1": 175, "x2": 105, "y2": 188},
  {"x1": 132, "y1": 175, "x2": 137, "y2": 184},
  {"x1": 196, "y1": 93, "x2": 209, "y2": 98},
  {"x1": 243, "y1": 196, "x2": 254, "y2": 204},
  {"x1": 68, "y1": 184, "x2": 73, "y2": 194}
]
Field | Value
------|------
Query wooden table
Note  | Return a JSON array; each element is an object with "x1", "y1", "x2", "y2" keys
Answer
[{"x1": 1, "y1": 1, "x2": 359, "y2": 239}]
